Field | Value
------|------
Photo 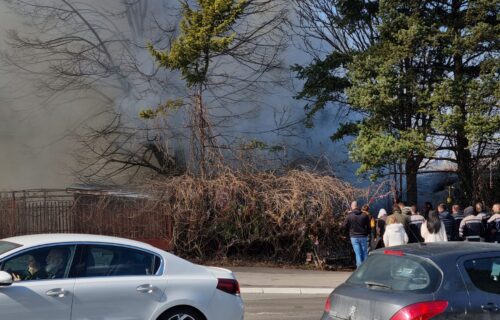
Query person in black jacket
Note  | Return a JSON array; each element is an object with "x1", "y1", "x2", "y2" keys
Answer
[
  {"x1": 342, "y1": 201, "x2": 370, "y2": 268},
  {"x1": 372, "y1": 208, "x2": 387, "y2": 250},
  {"x1": 423, "y1": 202, "x2": 433, "y2": 220},
  {"x1": 438, "y1": 203, "x2": 456, "y2": 241}
]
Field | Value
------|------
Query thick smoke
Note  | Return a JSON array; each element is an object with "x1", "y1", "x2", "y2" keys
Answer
[
  {"x1": 0, "y1": 3, "x2": 107, "y2": 189},
  {"x1": 0, "y1": 0, "x2": 359, "y2": 190}
]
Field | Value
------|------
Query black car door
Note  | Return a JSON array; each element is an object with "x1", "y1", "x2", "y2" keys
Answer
[{"x1": 457, "y1": 252, "x2": 500, "y2": 319}]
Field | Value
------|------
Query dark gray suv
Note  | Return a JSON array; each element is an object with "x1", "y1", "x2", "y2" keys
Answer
[{"x1": 321, "y1": 243, "x2": 500, "y2": 319}]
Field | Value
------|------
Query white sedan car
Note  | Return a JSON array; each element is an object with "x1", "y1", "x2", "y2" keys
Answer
[{"x1": 0, "y1": 234, "x2": 244, "y2": 320}]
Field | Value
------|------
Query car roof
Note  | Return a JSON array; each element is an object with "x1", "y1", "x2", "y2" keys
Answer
[
  {"x1": 2, "y1": 233, "x2": 158, "y2": 251},
  {"x1": 373, "y1": 242, "x2": 500, "y2": 263}
]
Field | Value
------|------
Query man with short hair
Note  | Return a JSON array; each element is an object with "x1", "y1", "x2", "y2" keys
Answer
[
  {"x1": 343, "y1": 201, "x2": 370, "y2": 268},
  {"x1": 438, "y1": 203, "x2": 456, "y2": 241},
  {"x1": 398, "y1": 202, "x2": 412, "y2": 216},
  {"x1": 452, "y1": 204, "x2": 464, "y2": 218},
  {"x1": 487, "y1": 204, "x2": 500, "y2": 243},
  {"x1": 408, "y1": 205, "x2": 425, "y2": 243},
  {"x1": 459, "y1": 206, "x2": 484, "y2": 241}
]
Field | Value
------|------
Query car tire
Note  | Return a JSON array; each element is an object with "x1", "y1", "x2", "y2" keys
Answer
[{"x1": 159, "y1": 307, "x2": 205, "y2": 320}]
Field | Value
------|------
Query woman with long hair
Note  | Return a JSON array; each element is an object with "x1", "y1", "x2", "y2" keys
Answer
[{"x1": 420, "y1": 210, "x2": 448, "y2": 243}]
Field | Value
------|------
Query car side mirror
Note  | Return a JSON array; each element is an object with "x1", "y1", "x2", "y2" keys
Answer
[{"x1": 0, "y1": 271, "x2": 13, "y2": 286}]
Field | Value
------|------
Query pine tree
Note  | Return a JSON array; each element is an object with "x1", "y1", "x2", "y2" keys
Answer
[{"x1": 147, "y1": 0, "x2": 249, "y2": 176}]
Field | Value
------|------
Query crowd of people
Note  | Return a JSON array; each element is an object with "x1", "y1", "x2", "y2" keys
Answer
[{"x1": 342, "y1": 201, "x2": 500, "y2": 267}]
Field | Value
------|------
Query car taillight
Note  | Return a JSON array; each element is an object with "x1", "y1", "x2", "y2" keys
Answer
[
  {"x1": 217, "y1": 278, "x2": 240, "y2": 296},
  {"x1": 390, "y1": 301, "x2": 448, "y2": 320},
  {"x1": 324, "y1": 296, "x2": 331, "y2": 312}
]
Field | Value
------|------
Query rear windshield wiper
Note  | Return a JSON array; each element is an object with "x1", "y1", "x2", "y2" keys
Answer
[{"x1": 365, "y1": 281, "x2": 392, "y2": 290}]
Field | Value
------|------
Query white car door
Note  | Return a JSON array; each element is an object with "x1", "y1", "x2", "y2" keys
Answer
[
  {"x1": 71, "y1": 244, "x2": 167, "y2": 320},
  {"x1": 0, "y1": 244, "x2": 76, "y2": 320}
]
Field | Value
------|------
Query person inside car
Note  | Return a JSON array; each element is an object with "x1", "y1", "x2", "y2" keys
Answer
[
  {"x1": 12, "y1": 255, "x2": 47, "y2": 281},
  {"x1": 45, "y1": 248, "x2": 68, "y2": 279}
]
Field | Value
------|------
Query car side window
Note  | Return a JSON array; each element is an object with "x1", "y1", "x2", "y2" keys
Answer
[
  {"x1": 464, "y1": 257, "x2": 500, "y2": 294},
  {"x1": 0, "y1": 245, "x2": 75, "y2": 281},
  {"x1": 75, "y1": 245, "x2": 160, "y2": 278}
]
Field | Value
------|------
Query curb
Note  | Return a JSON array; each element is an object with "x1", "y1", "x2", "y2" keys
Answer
[{"x1": 240, "y1": 287, "x2": 333, "y2": 295}]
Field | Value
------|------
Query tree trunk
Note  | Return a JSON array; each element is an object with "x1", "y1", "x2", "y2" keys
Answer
[
  {"x1": 455, "y1": 134, "x2": 474, "y2": 206},
  {"x1": 450, "y1": 1, "x2": 474, "y2": 205},
  {"x1": 195, "y1": 88, "x2": 207, "y2": 177},
  {"x1": 405, "y1": 158, "x2": 419, "y2": 206}
]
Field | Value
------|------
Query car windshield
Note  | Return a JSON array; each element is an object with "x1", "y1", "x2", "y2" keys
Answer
[
  {"x1": 347, "y1": 253, "x2": 442, "y2": 294},
  {"x1": 0, "y1": 241, "x2": 21, "y2": 255}
]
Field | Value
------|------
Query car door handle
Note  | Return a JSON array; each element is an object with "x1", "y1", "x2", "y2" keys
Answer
[
  {"x1": 482, "y1": 303, "x2": 499, "y2": 312},
  {"x1": 136, "y1": 284, "x2": 157, "y2": 294},
  {"x1": 46, "y1": 288, "x2": 67, "y2": 298}
]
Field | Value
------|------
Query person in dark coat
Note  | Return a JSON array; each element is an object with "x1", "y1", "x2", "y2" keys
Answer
[
  {"x1": 372, "y1": 208, "x2": 387, "y2": 250},
  {"x1": 438, "y1": 203, "x2": 456, "y2": 241},
  {"x1": 361, "y1": 204, "x2": 376, "y2": 247},
  {"x1": 476, "y1": 202, "x2": 492, "y2": 242},
  {"x1": 342, "y1": 201, "x2": 370, "y2": 268},
  {"x1": 423, "y1": 202, "x2": 433, "y2": 220}
]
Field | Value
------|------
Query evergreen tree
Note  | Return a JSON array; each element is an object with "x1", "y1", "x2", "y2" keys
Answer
[{"x1": 294, "y1": 0, "x2": 499, "y2": 204}]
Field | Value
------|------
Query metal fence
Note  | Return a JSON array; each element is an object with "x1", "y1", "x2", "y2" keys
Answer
[{"x1": 0, "y1": 189, "x2": 172, "y2": 249}]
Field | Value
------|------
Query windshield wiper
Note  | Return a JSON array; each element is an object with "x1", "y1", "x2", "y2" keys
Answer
[{"x1": 365, "y1": 281, "x2": 392, "y2": 290}]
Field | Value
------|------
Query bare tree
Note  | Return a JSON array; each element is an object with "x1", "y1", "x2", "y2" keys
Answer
[
  {"x1": 1, "y1": 0, "x2": 186, "y2": 183},
  {"x1": 2, "y1": 0, "x2": 292, "y2": 182}
]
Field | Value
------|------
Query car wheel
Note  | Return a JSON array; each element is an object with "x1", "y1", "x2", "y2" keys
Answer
[{"x1": 159, "y1": 307, "x2": 205, "y2": 320}]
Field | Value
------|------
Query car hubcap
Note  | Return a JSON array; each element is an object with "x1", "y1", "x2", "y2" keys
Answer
[{"x1": 167, "y1": 314, "x2": 196, "y2": 320}]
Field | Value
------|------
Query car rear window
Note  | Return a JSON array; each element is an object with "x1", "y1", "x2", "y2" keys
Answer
[
  {"x1": 347, "y1": 253, "x2": 442, "y2": 294},
  {"x1": 464, "y1": 257, "x2": 500, "y2": 294},
  {"x1": 0, "y1": 241, "x2": 21, "y2": 255}
]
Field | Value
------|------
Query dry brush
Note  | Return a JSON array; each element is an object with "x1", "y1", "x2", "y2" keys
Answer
[{"x1": 150, "y1": 170, "x2": 358, "y2": 263}]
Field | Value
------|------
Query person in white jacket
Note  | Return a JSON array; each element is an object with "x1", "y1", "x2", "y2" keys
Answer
[
  {"x1": 383, "y1": 215, "x2": 409, "y2": 247},
  {"x1": 420, "y1": 210, "x2": 449, "y2": 243}
]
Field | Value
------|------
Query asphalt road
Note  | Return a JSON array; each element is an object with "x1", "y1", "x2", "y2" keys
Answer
[{"x1": 243, "y1": 293, "x2": 327, "y2": 320}]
